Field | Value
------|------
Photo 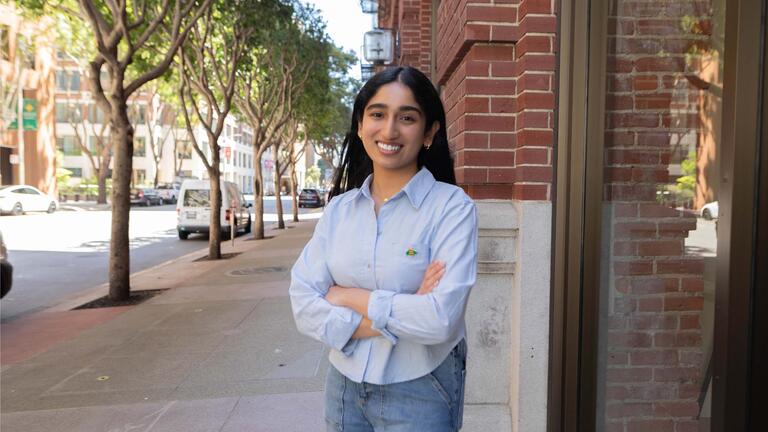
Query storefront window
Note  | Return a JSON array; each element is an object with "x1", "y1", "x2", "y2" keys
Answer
[{"x1": 595, "y1": 1, "x2": 725, "y2": 430}]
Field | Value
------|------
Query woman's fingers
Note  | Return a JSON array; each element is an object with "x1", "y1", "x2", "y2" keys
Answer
[{"x1": 418, "y1": 261, "x2": 446, "y2": 294}]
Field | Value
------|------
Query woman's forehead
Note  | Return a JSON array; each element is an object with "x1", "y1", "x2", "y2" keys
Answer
[{"x1": 366, "y1": 82, "x2": 419, "y2": 110}]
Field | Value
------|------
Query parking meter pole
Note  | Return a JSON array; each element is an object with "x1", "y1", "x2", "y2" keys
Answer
[{"x1": 230, "y1": 199, "x2": 236, "y2": 247}]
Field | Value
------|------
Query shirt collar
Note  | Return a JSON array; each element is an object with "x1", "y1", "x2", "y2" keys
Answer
[{"x1": 351, "y1": 167, "x2": 436, "y2": 209}]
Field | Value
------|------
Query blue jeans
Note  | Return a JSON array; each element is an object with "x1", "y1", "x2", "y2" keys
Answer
[{"x1": 324, "y1": 340, "x2": 467, "y2": 432}]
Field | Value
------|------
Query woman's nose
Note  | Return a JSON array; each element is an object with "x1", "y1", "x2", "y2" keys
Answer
[{"x1": 383, "y1": 117, "x2": 399, "y2": 139}]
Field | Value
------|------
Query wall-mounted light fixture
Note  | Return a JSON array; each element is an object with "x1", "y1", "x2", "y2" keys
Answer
[
  {"x1": 363, "y1": 28, "x2": 394, "y2": 64},
  {"x1": 359, "y1": 0, "x2": 378, "y2": 14}
]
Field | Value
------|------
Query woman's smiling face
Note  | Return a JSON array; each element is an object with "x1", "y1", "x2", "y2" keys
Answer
[{"x1": 358, "y1": 81, "x2": 438, "y2": 174}]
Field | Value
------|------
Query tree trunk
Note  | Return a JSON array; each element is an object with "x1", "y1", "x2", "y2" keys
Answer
[
  {"x1": 290, "y1": 161, "x2": 299, "y2": 222},
  {"x1": 208, "y1": 145, "x2": 222, "y2": 259},
  {"x1": 97, "y1": 168, "x2": 108, "y2": 204},
  {"x1": 108, "y1": 100, "x2": 134, "y2": 301},
  {"x1": 153, "y1": 166, "x2": 160, "y2": 188},
  {"x1": 273, "y1": 143, "x2": 285, "y2": 229},
  {"x1": 252, "y1": 161, "x2": 265, "y2": 240}
]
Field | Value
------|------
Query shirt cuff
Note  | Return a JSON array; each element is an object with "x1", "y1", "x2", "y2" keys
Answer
[
  {"x1": 368, "y1": 290, "x2": 398, "y2": 345},
  {"x1": 327, "y1": 307, "x2": 363, "y2": 356}
]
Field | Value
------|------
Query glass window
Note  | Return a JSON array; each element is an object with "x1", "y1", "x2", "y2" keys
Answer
[
  {"x1": 593, "y1": 1, "x2": 725, "y2": 430},
  {"x1": 134, "y1": 137, "x2": 146, "y2": 157},
  {"x1": 87, "y1": 104, "x2": 106, "y2": 123},
  {"x1": 183, "y1": 189, "x2": 210, "y2": 207},
  {"x1": 65, "y1": 167, "x2": 83, "y2": 177},
  {"x1": 57, "y1": 136, "x2": 81, "y2": 156},
  {"x1": 17, "y1": 34, "x2": 35, "y2": 70}
]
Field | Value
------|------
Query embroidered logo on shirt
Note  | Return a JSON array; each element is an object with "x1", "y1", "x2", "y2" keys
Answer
[{"x1": 405, "y1": 248, "x2": 417, "y2": 257}]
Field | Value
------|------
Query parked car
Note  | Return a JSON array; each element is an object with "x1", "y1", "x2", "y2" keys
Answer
[
  {"x1": 156, "y1": 183, "x2": 180, "y2": 204},
  {"x1": 1, "y1": 230, "x2": 12, "y2": 299},
  {"x1": 0, "y1": 185, "x2": 58, "y2": 215},
  {"x1": 176, "y1": 179, "x2": 252, "y2": 240},
  {"x1": 130, "y1": 188, "x2": 164, "y2": 206},
  {"x1": 299, "y1": 188, "x2": 325, "y2": 208},
  {"x1": 700, "y1": 201, "x2": 719, "y2": 220}
]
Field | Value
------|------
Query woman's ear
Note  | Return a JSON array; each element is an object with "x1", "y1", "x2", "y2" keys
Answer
[{"x1": 424, "y1": 121, "x2": 440, "y2": 146}]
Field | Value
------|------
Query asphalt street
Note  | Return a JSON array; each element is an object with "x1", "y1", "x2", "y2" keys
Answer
[{"x1": 0, "y1": 197, "x2": 322, "y2": 322}]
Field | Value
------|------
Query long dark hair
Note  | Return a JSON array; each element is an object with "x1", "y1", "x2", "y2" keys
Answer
[{"x1": 329, "y1": 67, "x2": 456, "y2": 199}]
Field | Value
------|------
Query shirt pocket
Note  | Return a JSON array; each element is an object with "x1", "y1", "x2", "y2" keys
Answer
[{"x1": 376, "y1": 241, "x2": 430, "y2": 294}]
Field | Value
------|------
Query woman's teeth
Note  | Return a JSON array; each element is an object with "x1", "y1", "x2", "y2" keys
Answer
[{"x1": 377, "y1": 142, "x2": 402, "y2": 153}]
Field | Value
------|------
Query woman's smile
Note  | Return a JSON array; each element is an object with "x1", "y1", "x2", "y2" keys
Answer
[{"x1": 376, "y1": 141, "x2": 404, "y2": 155}]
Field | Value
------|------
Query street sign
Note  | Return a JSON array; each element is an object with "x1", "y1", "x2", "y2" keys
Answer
[{"x1": 8, "y1": 99, "x2": 38, "y2": 131}]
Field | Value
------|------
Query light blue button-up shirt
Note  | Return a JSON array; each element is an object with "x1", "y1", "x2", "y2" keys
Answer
[{"x1": 289, "y1": 167, "x2": 478, "y2": 385}]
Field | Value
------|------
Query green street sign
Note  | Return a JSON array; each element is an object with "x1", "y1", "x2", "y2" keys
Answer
[{"x1": 8, "y1": 98, "x2": 38, "y2": 131}]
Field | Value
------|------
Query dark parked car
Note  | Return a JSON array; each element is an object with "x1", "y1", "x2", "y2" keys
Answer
[
  {"x1": 130, "y1": 188, "x2": 164, "y2": 206},
  {"x1": 299, "y1": 188, "x2": 325, "y2": 208},
  {"x1": 1, "y1": 230, "x2": 12, "y2": 299}
]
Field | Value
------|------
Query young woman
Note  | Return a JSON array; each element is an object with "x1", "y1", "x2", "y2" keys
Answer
[{"x1": 290, "y1": 66, "x2": 478, "y2": 431}]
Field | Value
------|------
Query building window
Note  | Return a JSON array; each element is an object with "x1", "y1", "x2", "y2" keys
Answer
[
  {"x1": 55, "y1": 70, "x2": 81, "y2": 92},
  {"x1": 177, "y1": 140, "x2": 192, "y2": 159},
  {"x1": 55, "y1": 103, "x2": 81, "y2": 123},
  {"x1": 57, "y1": 136, "x2": 81, "y2": 156},
  {"x1": 64, "y1": 167, "x2": 83, "y2": 177},
  {"x1": 132, "y1": 169, "x2": 146, "y2": 185},
  {"x1": 134, "y1": 137, "x2": 146, "y2": 157},
  {"x1": 87, "y1": 104, "x2": 106, "y2": 123}
]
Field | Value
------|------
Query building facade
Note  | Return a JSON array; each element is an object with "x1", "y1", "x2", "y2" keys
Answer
[
  {"x1": 0, "y1": 4, "x2": 57, "y2": 195},
  {"x1": 373, "y1": 0, "x2": 766, "y2": 431}
]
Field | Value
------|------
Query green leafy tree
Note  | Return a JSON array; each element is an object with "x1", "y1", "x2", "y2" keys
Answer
[
  {"x1": 25, "y1": 0, "x2": 213, "y2": 300},
  {"x1": 177, "y1": 0, "x2": 253, "y2": 258}
]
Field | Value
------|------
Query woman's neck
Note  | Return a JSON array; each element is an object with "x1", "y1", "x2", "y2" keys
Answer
[{"x1": 371, "y1": 165, "x2": 419, "y2": 200}]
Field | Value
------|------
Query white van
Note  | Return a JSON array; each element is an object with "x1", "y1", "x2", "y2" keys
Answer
[{"x1": 176, "y1": 179, "x2": 252, "y2": 240}]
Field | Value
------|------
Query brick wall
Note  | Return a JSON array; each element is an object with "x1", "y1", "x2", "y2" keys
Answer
[
  {"x1": 437, "y1": 0, "x2": 556, "y2": 200},
  {"x1": 601, "y1": 1, "x2": 713, "y2": 430}
]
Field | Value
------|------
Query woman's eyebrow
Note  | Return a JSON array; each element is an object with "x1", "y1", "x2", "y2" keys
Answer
[{"x1": 366, "y1": 103, "x2": 423, "y2": 114}]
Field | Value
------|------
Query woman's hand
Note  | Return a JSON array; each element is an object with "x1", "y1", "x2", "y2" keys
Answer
[{"x1": 417, "y1": 261, "x2": 445, "y2": 295}]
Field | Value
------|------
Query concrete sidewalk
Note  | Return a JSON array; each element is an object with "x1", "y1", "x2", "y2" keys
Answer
[{"x1": 0, "y1": 219, "x2": 504, "y2": 431}]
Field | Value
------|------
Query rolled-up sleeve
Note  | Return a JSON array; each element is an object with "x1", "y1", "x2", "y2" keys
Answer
[
  {"x1": 290, "y1": 201, "x2": 362, "y2": 355},
  {"x1": 367, "y1": 195, "x2": 478, "y2": 345}
]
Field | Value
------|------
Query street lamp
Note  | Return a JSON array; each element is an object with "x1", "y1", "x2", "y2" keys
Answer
[
  {"x1": 360, "y1": 0, "x2": 378, "y2": 14},
  {"x1": 363, "y1": 29, "x2": 394, "y2": 64}
]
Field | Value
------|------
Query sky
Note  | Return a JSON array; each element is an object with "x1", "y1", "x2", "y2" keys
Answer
[{"x1": 302, "y1": 0, "x2": 376, "y2": 80}]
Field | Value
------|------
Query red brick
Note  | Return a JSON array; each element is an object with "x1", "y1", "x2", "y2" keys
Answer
[
  {"x1": 489, "y1": 133, "x2": 516, "y2": 149},
  {"x1": 656, "y1": 259, "x2": 705, "y2": 275},
  {"x1": 465, "y1": 184, "x2": 514, "y2": 199},
  {"x1": 638, "y1": 204, "x2": 680, "y2": 217},
  {"x1": 614, "y1": 260, "x2": 654, "y2": 275},
  {"x1": 633, "y1": 75, "x2": 659, "y2": 91},
  {"x1": 469, "y1": 45, "x2": 516, "y2": 62},
  {"x1": 679, "y1": 314, "x2": 700, "y2": 330},
  {"x1": 653, "y1": 367, "x2": 700, "y2": 383},
  {"x1": 613, "y1": 240, "x2": 637, "y2": 256},
  {"x1": 605, "y1": 401, "x2": 653, "y2": 418},
  {"x1": 626, "y1": 420, "x2": 674, "y2": 432},
  {"x1": 464, "y1": 23, "x2": 491, "y2": 40},
  {"x1": 516, "y1": 129, "x2": 553, "y2": 146},
  {"x1": 630, "y1": 350, "x2": 679, "y2": 366},
  {"x1": 462, "y1": 132, "x2": 489, "y2": 149},
  {"x1": 636, "y1": 132, "x2": 673, "y2": 147},
  {"x1": 638, "y1": 297, "x2": 663, "y2": 312},
  {"x1": 609, "y1": 331, "x2": 653, "y2": 348},
  {"x1": 462, "y1": 149, "x2": 515, "y2": 166},
  {"x1": 614, "y1": 222, "x2": 657, "y2": 239},
  {"x1": 455, "y1": 167, "x2": 487, "y2": 183},
  {"x1": 654, "y1": 331, "x2": 702, "y2": 347},
  {"x1": 614, "y1": 297, "x2": 638, "y2": 313},
  {"x1": 517, "y1": 111, "x2": 549, "y2": 128},
  {"x1": 466, "y1": 5, "x2": 518, "y2": 22},
  {"x1": 517, "y1": 72, "x2": 551, "y2": 91},
  {"x1": 490, "y1": 61, "x2": 517, "y2": 77},
  {"x1": 519, "y1": 0, "x2": 553, "y2": 15},
  {"x1": 518, "y1": 14, "x2": 557, "y2": 33},
  {"x1": 512, "y1": 183, "x2": 549, "y2": 200},
  {"x1": 465, "y1": 78, "x2": 517, "y2": 95},
  {"x1": 488, "y1": 168, "x2": 516, "y2": 182},
  {"x1": 663, "y1": 295, "x2": 704, "y2": 312},
  {"x1": 465, "y1": 96, "x2": 490, "y2": 113},
  {"x1": 466, "y1": 60, "x2": 490, "y2": 77},
  {"x1": 623, "y1": 384, "x2": 677, "y2": 401},
  {"x1": 606, "y1": 94, "x2": 633, "y2": 110},
  {"x1": 490, "y1": 97, "x2": 516, "y2": 114},
  {"x1": 679, "y1": 350, "x2": 704, "y2": 366},
  {"x1": 635, "y1": 93, "x2": 673, "y2": 110},
  {"x1": 636, "y1": 19, "x2": 685, "y2": 36},
  {"x1": 606, "y1": 367, "x2": 652, "y2": 383},
  {"x1": 609, "y1": 75, "x2": 633, "y2": 92},
  {"x1": 517, "y1": 92, "x2": 555, "y2": 110},
  {"x1": 614, "y1": 203, "x2": 638, "y2": 217},
  {"x1": 514, "y1": 166, "x2": 552, "y2": 182},
  {"x1": 681, "y1": 278, "x2": 704, "y2": 292},
  {"x1": 514, "y1": 147, "x2": 548, "y2": 164},
  {"x1": 635, "y1": 56, "x2": 685, "y2": 72},
  {"x1": 465, "y1": 114, "x2": 516, "y2": 131},
  {"x1": 638, "y1": 240, "x2": 683, "y2": 256},
  {"x1": 628, "y1": 315, "x2": 678, "y2": 330},
  {"x1": 607, "y1": 112, "x2": 660, "y2": 128},
  {"x1": 490, "y1": 25, "x2": 519, "y2": 42},
  {"x1": 516, "y1": 34, "x2": 552, "y2": 57},
  {"x1": 627, "y1": 278, "x2": 679, "y2": 294}
]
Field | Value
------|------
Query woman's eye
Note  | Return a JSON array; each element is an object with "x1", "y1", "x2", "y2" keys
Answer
[
  {"x1": 370, "y1": 112, "x2": 384, "y2": 119},
  {"x1": 400, "y1": 115, "x2": 415, "y2": 122}
]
